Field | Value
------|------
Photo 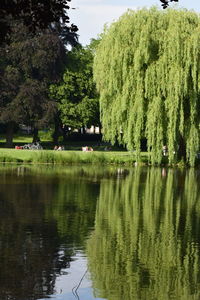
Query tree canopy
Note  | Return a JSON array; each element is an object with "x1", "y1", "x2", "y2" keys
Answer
[
  {"x1": 0, "y1": 19, "x2": 77, "y2": 145},
  {"x1": 50, "y1": 44, "x2": 100, "y2": 131},
  {"x1": 0, "y1": 0, "x2": 79, "y2": 146},
  {"x1": 94, "y1": 8, "x2": 200, "y2": 166},
  {"x1": 0, "y1": 0, "x2": 78, "y2": 44}
]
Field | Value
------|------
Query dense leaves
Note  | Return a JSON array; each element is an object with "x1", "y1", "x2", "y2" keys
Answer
[
  {"x1": 50, "y1": 44, "x2": 100, "y2": 130},
  {"x1": 94, "y1": 8, "x2": 200, "y2": 166},
  {"x1": 0, "y1": 20, "x2": 76, "y2": 145},
  {"x1": 0, "y1": 0, "x2": 78, "y2": 44}
]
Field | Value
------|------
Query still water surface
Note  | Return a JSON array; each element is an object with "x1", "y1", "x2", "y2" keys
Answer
[{"x1": 0, "y1": 165, "x2": 200, "y2": 300}]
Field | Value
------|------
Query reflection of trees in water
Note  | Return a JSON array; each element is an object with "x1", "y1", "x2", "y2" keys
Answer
[
  {"x1": 0, "y1": 170, "x2": 99, "y2": 300},
  {"x1": 87, "y1": 168, "x2": 200, "y2": 300},
  {"x1": 45, "y1": 174, "x2": 99, "y2": 246}
]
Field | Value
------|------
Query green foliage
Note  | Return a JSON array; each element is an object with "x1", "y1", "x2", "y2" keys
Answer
[
  {"x1": 78, "y1": 96, "x2": 100, "y2": 127},
  {"x1": 0, "y1": 155, "x2": 23, "y2": 162},
  {"x1": 0, "y1": 20, "x2": 71, "y2": 145},
  {"x1": 0, "y1": 149, "x2": 147, "y2": 166},
  {"x1": 50, "y1": 44, "x2": 100, "y2": 129},
  {"x1": 94, "y1": 8, "x2": 200, "y2": 166},
  {"x1": 38, "y1": 129, "x2": 54, "y2": 142},
  {"x1": 0, "y1": 23, "x2": 59, "y2": 126},
  {"x1": 87, "y1": 167, "x2": 200, "y2": 300},
  {"x1": 0, "y1": 0, "x2": 78, "y2": 45}
]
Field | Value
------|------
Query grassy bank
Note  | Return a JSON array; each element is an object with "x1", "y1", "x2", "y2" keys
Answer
[
  {"x1": 0, "y1": 133, "x2": 122, "y2": 151},
  {"x1": 0, "y1": 149, "x2": 149, "y2": 166}
]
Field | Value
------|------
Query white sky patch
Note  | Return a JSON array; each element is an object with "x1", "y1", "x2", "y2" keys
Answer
[{"x1": 69, "y1": 3, "x2": 136, "y2": 45}]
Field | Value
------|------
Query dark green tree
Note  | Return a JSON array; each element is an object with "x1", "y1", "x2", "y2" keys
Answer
[
  {"x1": 0, "y1": 0, "x2": 78, "y2": 44},
  {"x1": 50, "y1": 44, "x2": 100, "y2": 137},
  {"x1": 0, "y1": 20, "x2": 78, "y2": 146}
]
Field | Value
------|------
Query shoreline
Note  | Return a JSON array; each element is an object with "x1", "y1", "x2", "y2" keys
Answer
[{"x1": 0, "y1": 149, "x2": 199, "y2": 167}]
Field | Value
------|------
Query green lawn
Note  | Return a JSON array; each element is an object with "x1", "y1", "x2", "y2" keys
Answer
[
  {"x1": 0, "y1": 148, "x2": 149, "y2": 165},
  {"x1": 0, "y1": 133, "x2": 150, "y2": 166},
  {"x1": 0, "y1": 132, "x2": 51, "y2": 145},
  {"x1": 0, "y1": 132, "x2": 127, "y2": 151}
]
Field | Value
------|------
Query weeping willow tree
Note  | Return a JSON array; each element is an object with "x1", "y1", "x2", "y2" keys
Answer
[
  {"x1": 87, "y1": 168, "x2": 200, "y2": 300},
  {"x1": 94, "y1": 8, "x2": 200, "y2": 166}
]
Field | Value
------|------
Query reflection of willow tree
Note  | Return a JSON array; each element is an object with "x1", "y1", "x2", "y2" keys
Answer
[
  {"x1": 87, "y1": 168, "x2": 200, "y2": 300},
  {"x1": 0, "y1": 169, "x2": 99, "y2": 300}
]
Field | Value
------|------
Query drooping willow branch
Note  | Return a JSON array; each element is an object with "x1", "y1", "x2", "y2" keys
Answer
[{"x1": 94, "y1": 8, "x2": 200, "y2": 166}]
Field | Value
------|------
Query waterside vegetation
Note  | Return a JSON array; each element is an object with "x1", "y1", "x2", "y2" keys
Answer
[
  {"x1": 94, "y1": 8, "x2": 200, "y2": 167},
  {"x1": 87, "y1": 167, "x2": 200, "y2": 300},
  {"x1": 0, "y1": 149, "x2": 148, "y2": 166},
  {"x1": 0, "y1": 148, "x2": 199, "y2": 167}
]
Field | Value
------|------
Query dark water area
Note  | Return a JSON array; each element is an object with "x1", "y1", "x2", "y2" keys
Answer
[{"x1": 0, "y1": 165, "x2": 200, "y2": 300}]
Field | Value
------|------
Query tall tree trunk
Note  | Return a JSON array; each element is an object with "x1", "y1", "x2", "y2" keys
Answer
[
  {"x1": 52, "y1": 114, "x2": 61, "y2": 145},
  {"x1": 32, "y1": 128, "x2": 39, "y2": 143},
  {"x1": 61, "y1": 125, "x2": 69, "y2": 142},
  {"x1": 6, "y1": 122, "x2": 14, "y2": 148}
]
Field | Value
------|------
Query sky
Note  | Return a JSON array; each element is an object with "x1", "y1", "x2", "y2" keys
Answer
[{"x1": 69, "y1": 0, "x2": 200, "y2": 45}]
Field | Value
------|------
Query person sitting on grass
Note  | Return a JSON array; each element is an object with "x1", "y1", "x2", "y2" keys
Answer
[
  {"x1": 82, "y1": 146, "x2": 93, "y2": 152},
  {"x1": 54, "y1": 145, "x2": 65, "y2": 151},
  {"x1": 57, "y1": 146, "x2": 65, "y2": 151},
  {"x1": 82, "y1": 146, "x2": 88, "y2": 152}
]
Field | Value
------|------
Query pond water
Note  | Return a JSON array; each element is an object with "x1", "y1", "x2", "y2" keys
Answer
[{"x1": 0, "y1": 165, "x2": 200, "y2": 300}]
